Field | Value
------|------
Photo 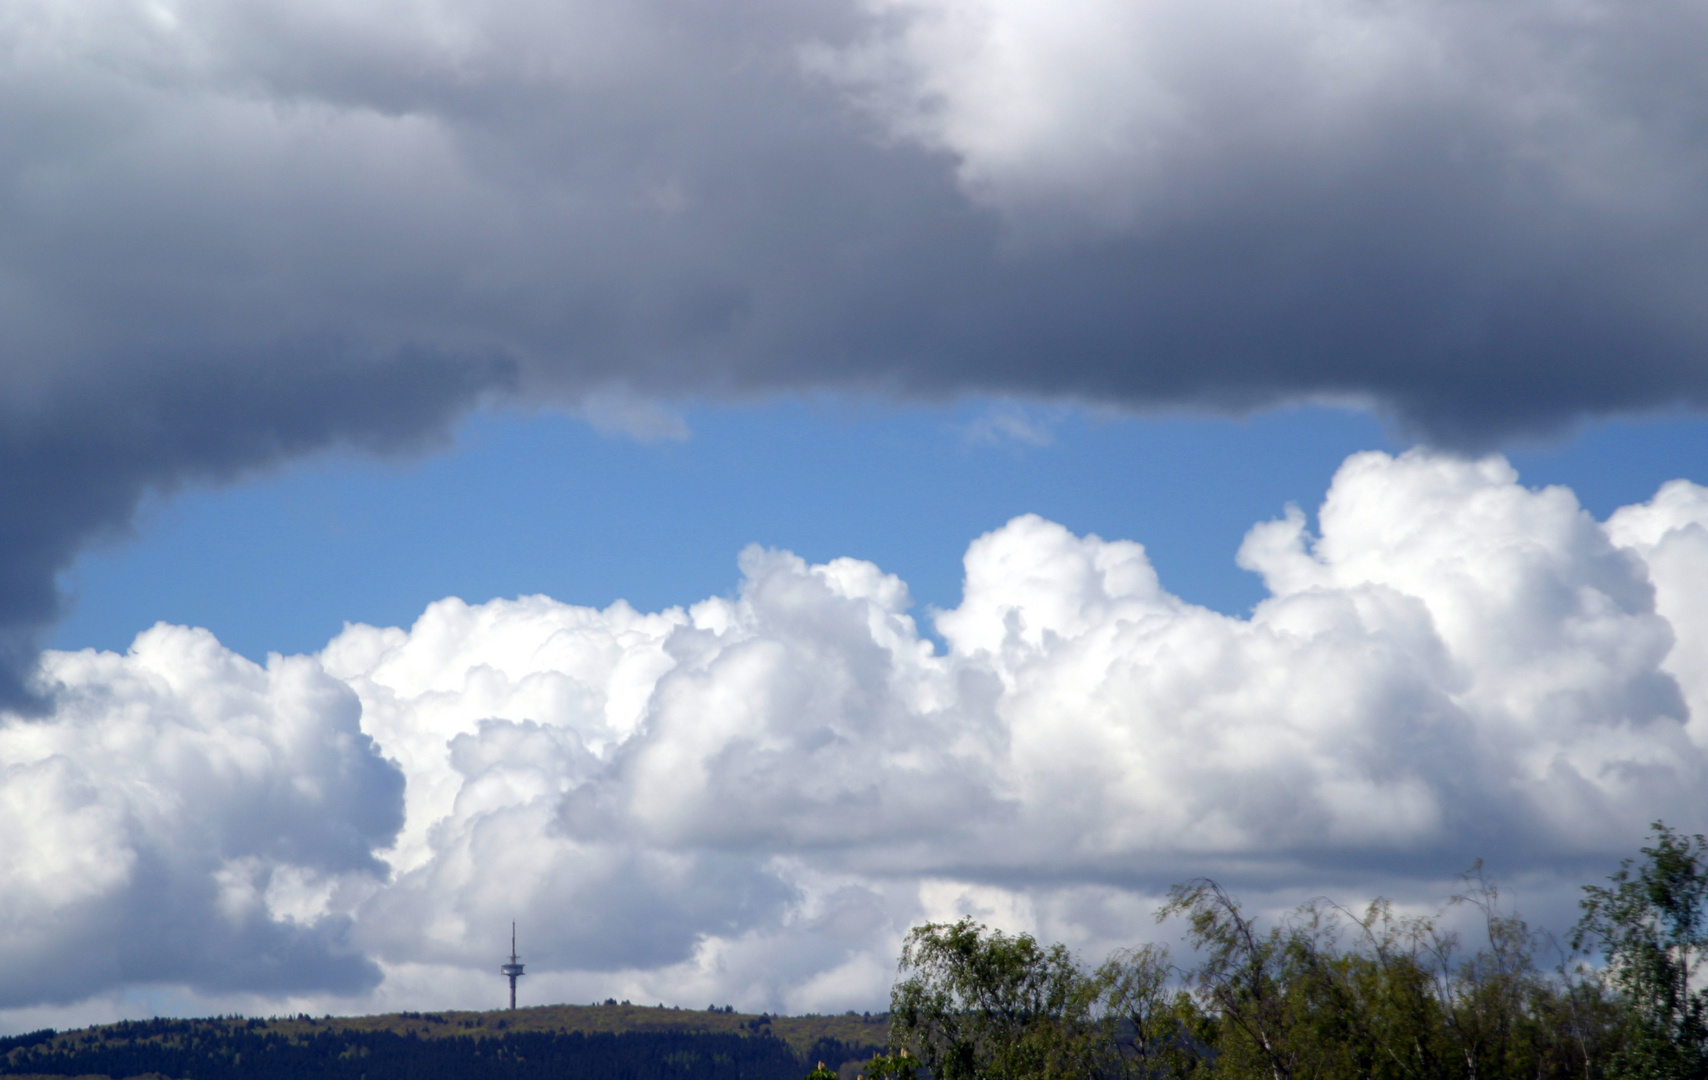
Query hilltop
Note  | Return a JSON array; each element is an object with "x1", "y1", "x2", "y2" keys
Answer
[{"x1": 229, "y1": 1002, "x2": 888, "y2": 1057}]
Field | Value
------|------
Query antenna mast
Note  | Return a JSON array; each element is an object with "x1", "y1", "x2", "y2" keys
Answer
[{"x1": 500, "y1": 922, "x2": 525, "y2": 1010}]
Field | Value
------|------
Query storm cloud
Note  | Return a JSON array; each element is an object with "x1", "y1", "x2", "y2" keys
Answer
[
  {"x1": 5, "y1": 0, "x2": 1708, "y2": 695},
  {"x1": 7, "y1": 0, "x2": 1699, "y2": 416}
]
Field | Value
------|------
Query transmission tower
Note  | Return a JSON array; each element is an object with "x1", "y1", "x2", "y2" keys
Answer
[{"x1": 501, "y1": 922, "x2": 525, "y2": 1010}]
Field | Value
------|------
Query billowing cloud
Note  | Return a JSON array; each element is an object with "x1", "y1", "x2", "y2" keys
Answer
[
  {"x1": 0, "y1": 625, "x2": 403, "y2": 1008},
  {"x1": 5, "y1": 0, "x2": 1708, "y2": 697},
  {"x1": 3, "y1": 450, "x2": 1706, "y2": 1021}
]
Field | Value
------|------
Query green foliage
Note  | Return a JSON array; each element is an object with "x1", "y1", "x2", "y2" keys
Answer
[
  {"x1": 884, "y1": 921, "x2": 1204, "y2": 1080},
  {"x1": 807, "y1": 1060, "x2": 841, "y2": 1080},
  {"x1": 885, "y1": 865, "x2": 1639, "y2": 1080},
  {"x1": 1094, "y1": 942, "x2": 1203, "y2": 1080},
  {"x1": 888, "y1": 918, "x2": 1108, "y2": 1080},
  {"x1": 1574, "y1": 822, "x2": 1708, "y2": 1080},
  {"x1": 1161, "y1": 871, "x2": 1623, "y2": 1080},
  {"x1": 859, "y1": 1047, "x2": 922, "y2": 1080}
]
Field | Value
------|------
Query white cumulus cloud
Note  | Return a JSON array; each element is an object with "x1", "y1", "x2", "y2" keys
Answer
[
  {"x1": 0, "y1": 625, "x2": 402, "y2": 1008},
  {"x1": 4, "y1": 448, "x2": 1708, "y2": 1024}
]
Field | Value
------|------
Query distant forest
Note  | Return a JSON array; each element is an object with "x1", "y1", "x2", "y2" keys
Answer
[{"x1": 0, "y1": 1011, "x2": 886, "y2": 1080}]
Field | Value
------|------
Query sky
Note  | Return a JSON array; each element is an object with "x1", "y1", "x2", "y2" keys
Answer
[{"x1": 5, "y1": 0, "x2": 1708, "y2": 1034}]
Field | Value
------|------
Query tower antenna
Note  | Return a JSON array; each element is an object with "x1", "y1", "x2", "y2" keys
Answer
[{"x1": 500, "y1": 922, "x2": 525, "y2": 1010}]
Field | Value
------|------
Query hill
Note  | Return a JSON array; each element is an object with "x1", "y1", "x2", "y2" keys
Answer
[{"x1": 0, "y1": 1004, "x2": 890, "y2": 1080}]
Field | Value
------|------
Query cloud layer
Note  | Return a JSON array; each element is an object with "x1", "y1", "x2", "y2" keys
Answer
[
  {"x1": 5, "y1": 0, "x2": 1708, "y2": 697},
  {"x1": 5, "y1": 449, "x2": 1708, "y2": 1022},
  {"x1": 8, "y1": 0, "x2": 1704, "y2": 428}
]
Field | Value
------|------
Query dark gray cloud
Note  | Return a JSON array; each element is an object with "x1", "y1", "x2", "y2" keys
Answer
[
  {"x1": 0, "y1": 347, "x2": 512, "y2": 706},
  {"x1": 4, "y1": 0, "x2": 1708, "y2": 696}
]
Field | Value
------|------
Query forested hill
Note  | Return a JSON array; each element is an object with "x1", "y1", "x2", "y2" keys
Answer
[{"x1": 0, "y1": 1004, "x2": 889, "y2": 1080}]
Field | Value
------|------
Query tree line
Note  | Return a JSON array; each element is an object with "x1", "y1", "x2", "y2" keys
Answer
[
  {"x1": 866, "y1": 823, "x2": 1708, "y2": 1080},
  {"x1": 0, "y1": 1023, "x2": 881, "y2": 1080}
]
